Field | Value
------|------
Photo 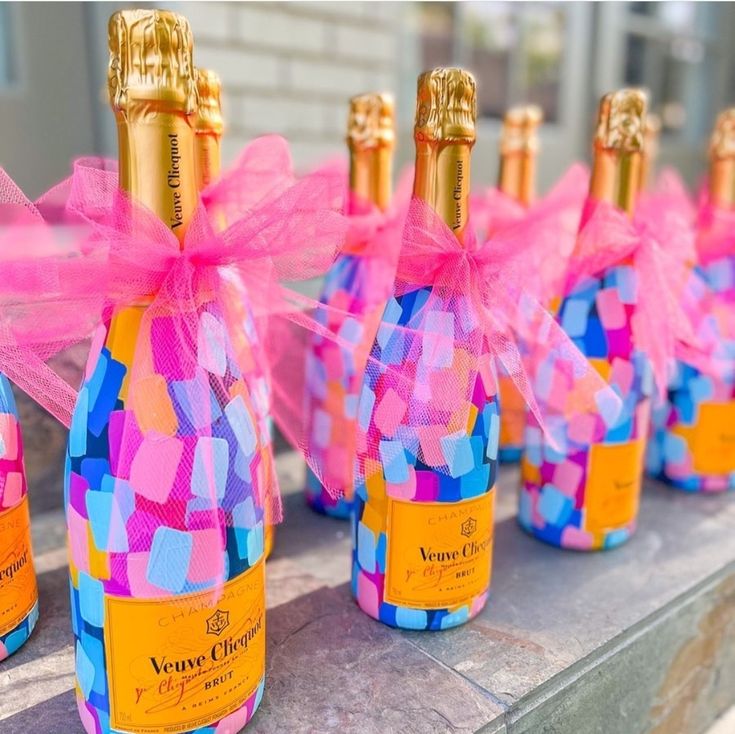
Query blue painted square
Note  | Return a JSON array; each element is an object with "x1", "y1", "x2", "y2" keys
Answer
[
  {"x1": 379, "y1": 440, "x2": 409, "y2": 483},
  {"x1": 357, "y1": 522, "x2": 376, "y2": 573},
  {"x1": 538, "y1": 485, "x2": 573, "y2": 526},
  {"x1": 560, "y1": 299, "x2": 590, "y2": 338},
  {"x1": 147, "y1": 527, "x2": 193, "y2": 593},
  {"x1": 395, "y1": 607, "x2": 428, "y2": 629},
  {"x1": 440, "y1": 432, "x2": 475, "y2": 478},
  {"x1": 78, "y1": 572, "x2": 105, "y2": 629}
]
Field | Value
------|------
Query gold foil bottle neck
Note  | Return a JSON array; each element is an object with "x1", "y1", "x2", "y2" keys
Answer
[
  {"x1": 710, "y1": 108, "x2": 735, "y2": 160},
  {"x1": 195, "y1": 68, "x2": 224, "y2": 135},
  {"x1": 108, "y1": 9, "x2": 197, "y2": 114},
  {"x1": 347, "y1": 92, "x2": 395, "y2": 151},
  {"x1": 594, "y1": 89, "x2": 647, "y2": 153},
  {"x1": 414, "y1": 67, "x2": 477, "y2": 142},
  {"x1": 499, "y1": 105, "x2": 543, "y2": 155}
]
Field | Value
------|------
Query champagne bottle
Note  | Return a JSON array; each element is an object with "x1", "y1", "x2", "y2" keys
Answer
[
  {"x1": 194, "y1": 68, "x2": 276, "y2": 557},
  {"x1": 304, "y1": 92, "x2": 395, "y2": 518},
  {"x1": 652, "y1": 108, "x2": 735, "y2": 491},
  {"x1": 638, "y1": 113, "x2": 661, "y2": 192},
  {"x1": 0, "y1": 379, "x2": 38, "y2": 661},
  {"x1": 520, "y1": 89, "x2": 650, "y2": 551},
  {"x1": 496, "y1": 105, "x2": 543, "y2": 465},
  {"x1": 497, "y1": 104, "x2": 542, "y2": 207},
  {"x1": 352, "y1": 68, "x2": 497, "y2": 630},
  {"x1": 66, "y1": 11, "x2": 265, "y2": 732},
  {"x1": 193, "y1": 68, "x2": 224, "y2": 191}
]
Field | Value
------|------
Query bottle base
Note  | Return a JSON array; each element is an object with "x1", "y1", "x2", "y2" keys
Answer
[
  {"x1": 76, "y1": 676, "x2": 265, "y2": 733},
  {"x1": 517, "y1": 516, "x2": 634, "y2": 551},
  {"x1": 657, "y1": 472, "x2": 735, "y2": 494},
  {"x1": 353, "y1": 590, "x2": 487, "y2": 631},
  {"x1": 0, "y1": 599, "x2": 39, "y2": 662}
]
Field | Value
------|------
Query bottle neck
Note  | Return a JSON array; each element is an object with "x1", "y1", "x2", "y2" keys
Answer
[
  {"x1": 709, "y1": 158, "x2": 735, "y2": 210},
  {"x1": 195, "y1": 132, "x2": 221, "y2": 192},
  {"x1": 413, "y1": 140, "x2": 473, "y2": 245},
  {"x1": 588, "y1": 147, "x2": 641, "y2": 217},
  {"x1": 498, "y1": 151, "x2": 535, "y2": 207},
  {"x1": 348, "y1": 147, "x2": 393, "y2": 214},
  {"x1": 116, "y1": 105, "x2": 198, "y2": 245}
]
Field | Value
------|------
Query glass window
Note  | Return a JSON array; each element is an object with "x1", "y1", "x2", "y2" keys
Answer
[
  {"x1": 621, "y1": 2, "x2": 724, "y2": 140},
  {"x1": 0, "y1": 4, "x2": 16, "y2": 87},
  {"x1": 416, "y1": 2, "x2": 567, "y2": 122}
]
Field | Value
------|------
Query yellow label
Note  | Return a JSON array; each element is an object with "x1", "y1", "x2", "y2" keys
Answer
[
  {"x1": 0, "y1": 497, "x2": 38, "y2": 637},
  {"x1": 105, "y1": 562, "x2": 265, "y2": 734},
  {"x1": 498, "y1": 375, "x2": 525, "y2": 447},
  {"x1": 585, "y1": 439, "x2": 644, "y2": 533},
  {"x1": 691, "y1": 401, "x2": 735, "y2": 475},
  {"x1": 384, "y1": 492, "x2": 494, "y2": 610}
]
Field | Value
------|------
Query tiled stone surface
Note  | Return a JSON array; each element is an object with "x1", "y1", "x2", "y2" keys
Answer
[{"x1": 1, "y1": 454, "x2": 733, "y2": 733}]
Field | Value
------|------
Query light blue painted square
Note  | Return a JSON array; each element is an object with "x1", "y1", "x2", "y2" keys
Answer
[
  {"x1": 75, "y1": 640, "x2": 96, "y2": 699},
  {"x1": 3, "y1": 627, "x2": 28, "y2": 656},
  {"x1": 338, "y1": 316, "x2": 364, "y2": 345},
  {"x1": 69, "y1": 388, "x2": 89, "y2": 458},
  {"x1": 518, "y1": 489, "x2": 534, "y2": 527},
  {"x1": 356, "y1": 384, "x2": 376, "y2": 434},
  {"x1": 225, "y1": 395, "x2": 257, "y2": 457},
  {"x1": 440, "y1": 432, "x2": 475, "y2": 478},
  {"x1": 395, "y1": 607, "x2": 428, "y2": 629},
  {"x1": 357, "y1": 522, "x2": 376, "y2": 573},
  {"x1": 80, "y1": 630, "x2": 106, "y2": 695},
  {"x1": 78, "y1": 571, "x2": 105, "y2": 628},
  {"x1": 689, "y1": 375, "x2": 714, "y2": 403},
  {"x1": 486, "y1": 412, "x2": 500, "y2": 461},
  {"x1": 376, "y1": 532, "x2": 387, "y2": 573},
  {"x1": 379, "y1": 439, "x2": 409, "y2": 483},
  {"x1": 198, "y1": 312, "x2": 228, "y2": 377},
  {"x1": 85, "y1": 352, "x2": 108, "y2": 410},
  {"x1": 344, "y1": 394, "x2": 359, "y2": 420},
  {"x1": 460, "y1": 464, "x2": 490, "y2": 498},
  {"x1": 191, "y1": 437, "x2": 229, "y2": 499},
  {"x1": 85, "y1": 492, "x2": 128, "y2": 553},
  {"x1": 538, "y1": 484, "x2": 573, "y2": 526},
  {"x1": 615, "y1": 266, "x2": 638, "y2": 304},
  {"x1": 233, "y1": 446, "x2": 253, "y2": 482},
  {"x1": 247, "y1": 523, "x2": 264, "y2": 564},
  {"x1": 147, "y1": 527, "x2": 193, "y2": 593},
  {"x1": 663, "y1": 433, "x2": 687, "y2": 463},
  {"x1": 440, "y1": 606, "x2": 469, "y2": 629},
  {"x1": 560, "y1": 299, "x2": 589, "y2": 338},
  {"x1": 233, "y1": 497, "x2": 258, "y2": 529}
]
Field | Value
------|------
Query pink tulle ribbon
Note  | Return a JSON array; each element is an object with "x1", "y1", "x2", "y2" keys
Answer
[
  {"x1": 696, "y1": 199, "x2": 735, "y2": 266},
  {"x1": 384, "y1": 197, "x2": 621, "y2": 445},
  {"x1": 571, "y1": 198, "x2": 725, "y2": 395}
]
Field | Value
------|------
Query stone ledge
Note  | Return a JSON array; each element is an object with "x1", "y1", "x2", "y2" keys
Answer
[{"x1": 0, "y1": 454, "x2": 733, "y2": 733}]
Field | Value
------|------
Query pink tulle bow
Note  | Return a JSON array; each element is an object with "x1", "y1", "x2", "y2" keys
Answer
[
  {"x1": 390, "y1": 197, "x2": 621, "y2": 443},
  {"x1": 572, "y1": 198, "x2": 722, "y2": 395},
  {"x1": 0, "y1": 136, "x2": 349, "y2": 431}
]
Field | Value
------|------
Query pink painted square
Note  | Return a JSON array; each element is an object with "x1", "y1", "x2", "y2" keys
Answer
[
  {"x1": 1, "y1": 472, "x2": 24, "y2": 508},
  {"x1": 386, "y1": 465, "x2": 417, "y2": 500},
  {"x1": 552, "y1": 461, "x2": 583, "y2": 496},
  {"x1": 596, "y1": 288, "x2": 627, "y2": 331},
  {"x1": 127, "y1": 551, "x2": 168, "y2": 597},
  {"x1": 0, "y1": 414, "x2": 18, "y2": 461},
  {"x1": 560, "y1": 525, "x2": 594, "y2": 550},
  {"x1": 568, "y1": 414, "x2": 598, "y2": 445},
  {"x1": 417, "y1": 425, "x2": 449, "y2": 467},
  {"x1": 373, "y1": 388, "x2": 408, "y2": 437},
  {"x1": 357, "y1": 572, "x2": 380, "y2": 619},
  {"x1": 610, "y1": 357, "x2": 634, "y2": 396},
  {"x1": 67, "y1": 506, "x2": 90, "y2": 573},
  {"x1": 130, "y1": 435, "x2": 184, "y2": 504},
  {"x1": 187, "y1": 528, "x2": 225, "y2": 584}
]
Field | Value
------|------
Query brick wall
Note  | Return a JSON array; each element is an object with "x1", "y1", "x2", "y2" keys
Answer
[{"x1": 186, "y1": 2, "x2": 408, "y2": 172}]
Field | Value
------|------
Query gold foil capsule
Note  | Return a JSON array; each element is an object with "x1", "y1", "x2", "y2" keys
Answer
[
  {"x1": 108, "y1": 9, "x2": 197, "y2": 113},
  {"x1": 195, "y1": 68, "x2": 224, "y2": 136},
  {"x1": 347, "y1": 92, "x2": 395, "y2": 151},
  {"x1": 500, "y1": 104, "x2": 543, "y2": 155},
  {"x1": 414, "y1": 67, "x2": 477, "y2": 142},
  {"x1": 710, "y1": 108, "x2": 735, "y2": 161},
  {"x1": 594, "y1": 89, "x2": 648, "y2": 153}
]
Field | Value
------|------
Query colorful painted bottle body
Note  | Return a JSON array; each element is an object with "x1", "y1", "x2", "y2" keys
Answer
[
  {"x1": 648, "y1": 108, "x2": 735, "y2": 492},
  {"x1": 0, "y1": 375, "x2": 39, "y2": 661},
  {"x1": 352, "y1": 68, "x2": 498, "y2": 630},
  {"x1": 520, "y1": 90, "x2": 653, "y2": 550},
  {"x1": 305, "y1": 92, "x2": 395, "y2": 519},
  {"x1": 66, "y1": 12, "x2": 266, "y2": 733}
]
